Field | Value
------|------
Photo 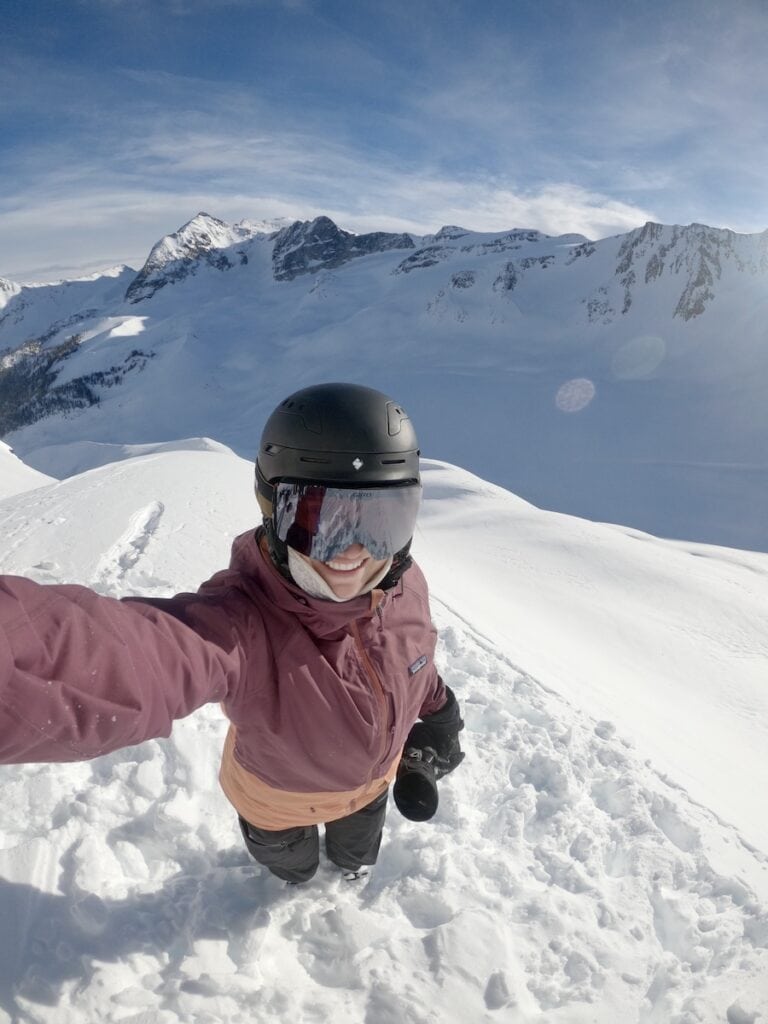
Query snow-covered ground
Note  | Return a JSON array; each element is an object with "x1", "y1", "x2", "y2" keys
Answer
[
  {"x1": 1, "y1": 443, "x2": 767, "y2": 1022},
  {"x1": 0, "y1": 442, "x2": 55, "y2": 500}
]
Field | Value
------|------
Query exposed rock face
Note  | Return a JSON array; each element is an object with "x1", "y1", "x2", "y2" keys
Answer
[
  {"x1": 434, "y1": 226, "x2": 470, "y2": 241},
  {"x1": 395, "y1": 244, "x2": 453, "y2": 274},
  {"x1": 492, "y1": 263, "x2": 518, "y2": 293},
  {"x1": 125, "y1": 213, "x2": 256, "y2": 303},
  {"x1": 609, "y1": 221, "x2": 768, "y2": 321},
  {"x1": 467, "y1": 230, "x2": 548, "y2": 255},
  {"x1": 451, "y1": 271, "x2": 476, "y2": 289},
  {"x1": 490, "y1": 255, "x2": 554, "y2": 294},
  {"x1": 394, "y1": 229, "x2": 566, "y2": 275},
  {"x1": 565, "y1": 241, "x2": 597, "y2": 265},
  {"x1": 271, "y1": 216, "x2": 414, "y2": 281}
]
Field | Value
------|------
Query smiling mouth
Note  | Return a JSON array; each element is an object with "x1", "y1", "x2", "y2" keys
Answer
[{"x1": 324, "y1": 557, "x2": 368, "y2": 573}]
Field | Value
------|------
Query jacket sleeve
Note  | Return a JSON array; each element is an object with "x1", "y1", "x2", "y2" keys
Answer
[
  {"x1": 0, "y1": 575, "x2": 245, "y2": 765},
  {"x1": 418, "y1": 668, "x2": 447, "y2": 718}
]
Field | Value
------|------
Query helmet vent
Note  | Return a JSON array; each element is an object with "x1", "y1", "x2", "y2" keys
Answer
[
  {"x1": 299, "y1": 456, "x2": 331, "y2": 464},
  {"x1": 381, "y1": 458, "x2": 406, "y2": 465}
]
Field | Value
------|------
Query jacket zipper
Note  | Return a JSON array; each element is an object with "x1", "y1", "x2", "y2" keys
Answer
[{"x1": 351, "y1": 619, "x2": 390, "y2": 776}]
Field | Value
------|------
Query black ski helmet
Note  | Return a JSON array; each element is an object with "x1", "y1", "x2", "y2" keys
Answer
[{"x1": 255, "y1": 382, "x2": 421, "y2": 582}]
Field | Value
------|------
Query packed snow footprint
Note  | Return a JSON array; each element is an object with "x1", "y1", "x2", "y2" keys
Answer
[
  {"x1": 432, "y1": 607, "x2": 768, "y2": 1021},
  {"x1": 1, "y1": 605, "x2": 766, "y2": 1023}
]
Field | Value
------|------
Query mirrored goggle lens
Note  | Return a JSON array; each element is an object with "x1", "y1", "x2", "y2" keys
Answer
[{"x1": 273, "y1": 482, "x2": 422, "y2": 562}]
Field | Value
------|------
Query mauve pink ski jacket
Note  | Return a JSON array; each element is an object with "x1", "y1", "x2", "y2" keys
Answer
[{"x1": 0, "y1": 529, "x2": 445, "y2": 826}]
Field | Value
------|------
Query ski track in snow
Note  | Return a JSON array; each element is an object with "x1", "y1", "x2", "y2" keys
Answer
[
  {"x1": 91, "y1": 501, "x2": 166, "y2": 594},
  {"x1": 0, "y1": 602, "x2": 766, "y2": 1023}
]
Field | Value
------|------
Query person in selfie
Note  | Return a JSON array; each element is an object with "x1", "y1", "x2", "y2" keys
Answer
[{"x1": 0, "y1": 382, "x2": 464, "y2": 884}]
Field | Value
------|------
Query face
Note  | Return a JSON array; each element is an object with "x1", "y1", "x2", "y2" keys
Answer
[{"x1": 299, "y1": 543, "x2": 388, "y2": 600}]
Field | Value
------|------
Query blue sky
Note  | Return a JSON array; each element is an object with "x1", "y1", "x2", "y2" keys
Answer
[{"x1": 2, "y1": 0, "x2": 768, "y2": 280}]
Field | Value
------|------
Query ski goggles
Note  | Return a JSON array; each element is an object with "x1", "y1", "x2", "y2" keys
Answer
[{"x1": 273, "y1": 480, "x2": 422, "y2": 563}]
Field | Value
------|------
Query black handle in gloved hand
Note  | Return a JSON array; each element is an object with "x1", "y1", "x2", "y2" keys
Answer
[
  {"x1": 394, "y1": 687, "x2": 466, "y2": 821},
  {"x1": 393, "y1": 746, "x2": 440, "y2": 821}
]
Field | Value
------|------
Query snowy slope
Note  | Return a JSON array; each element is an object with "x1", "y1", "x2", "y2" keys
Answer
[
  {"x1": 0, "y1": 445, "x2": 766, "y2": 1023},
  {"x1": 2, "y1": 215, "x2": 768, "y2": 551},
  {"x1": 0, "y1": 280, "x2": 21, "y2": 313},
  {"x1": 0, "y1": 442, "x2": 55, "y2": 499},
  {"x1": 0, "y1": 265, "x2": 135, "y2": 349}
]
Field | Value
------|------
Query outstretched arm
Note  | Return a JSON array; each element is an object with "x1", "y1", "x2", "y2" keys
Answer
[{"x1": 0, "y1": 576, "x2": 244, "y2": 765}]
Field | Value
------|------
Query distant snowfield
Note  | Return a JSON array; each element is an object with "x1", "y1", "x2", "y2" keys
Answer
[{"x1": 0, "y1": 443, "x2": 766, "y2": 1022}]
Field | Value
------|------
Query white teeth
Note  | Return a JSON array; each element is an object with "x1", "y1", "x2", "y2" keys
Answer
[{"x1": 326, "y1": 558, "x2": 365, "y2": 571}]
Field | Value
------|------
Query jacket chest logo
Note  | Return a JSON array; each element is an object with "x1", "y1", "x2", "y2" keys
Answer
[{"x1": 408, "y1": 655, "x2": 428, "y2": 676}]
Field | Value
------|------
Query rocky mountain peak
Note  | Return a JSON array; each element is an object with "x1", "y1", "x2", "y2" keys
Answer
[
  {"x1": 271, "y1": 216, "x2": 414, "y2": 281},
  {"x1": 125, "y1": 213, "x2": 257, "y2": 304},
  {"x1": 434, "y1": 226, "x2": 470, "y2": 241},
  {"x1": 141, "y1": 212, "x2": 243, "y2": 270},
  {"x1": 577, "y1": 219, "x2": 768, "y2": 324}
]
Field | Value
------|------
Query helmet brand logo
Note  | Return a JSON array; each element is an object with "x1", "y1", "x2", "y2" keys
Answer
[{"x1": 352, "y1": 458, "x2": 364, "y2": 470}]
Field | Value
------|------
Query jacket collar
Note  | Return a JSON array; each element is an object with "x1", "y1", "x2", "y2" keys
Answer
[{"x1": 231, "y1": 529, "x2": 394, "y2": 638}]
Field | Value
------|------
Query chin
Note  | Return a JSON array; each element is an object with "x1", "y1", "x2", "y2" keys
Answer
[{"x1": 326, "y1": 575, "x2": 364, "y2": 599}]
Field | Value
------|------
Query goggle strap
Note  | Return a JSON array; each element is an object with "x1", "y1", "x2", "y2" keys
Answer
[{"x1": 255, "y1": 464, "x2": 275, "y2": 505}]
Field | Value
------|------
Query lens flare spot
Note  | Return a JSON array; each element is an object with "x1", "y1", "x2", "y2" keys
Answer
[
  {"x1": 555, "y1": 378, "x2": 596, "y2": 413},
  {"x1": 611, "y1": 335, "x2": 667, "y2": 379}
]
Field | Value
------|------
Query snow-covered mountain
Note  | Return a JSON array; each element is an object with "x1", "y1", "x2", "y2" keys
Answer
[
  {"x1": 2, "y1": 214, "x2": 768, "y2": 550},
  {"x1": 1, "y1": 445, "x2": 767, "y2": 1021},
  {"x1": 124, "y1": 212, "x2": 265, "y2": 303}
]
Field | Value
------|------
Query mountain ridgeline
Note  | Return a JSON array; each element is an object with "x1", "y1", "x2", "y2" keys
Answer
[{"x1": 1, "y1": 212, "x2": 767, "y2": 550}]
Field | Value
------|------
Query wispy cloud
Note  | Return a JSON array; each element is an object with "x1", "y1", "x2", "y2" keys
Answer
[
  {"x1": 3, "y1": 0, "x2": 768, "y2": 278},
  {"x1": 0, "y1": 98, "x2": 658, "y2": 280}
]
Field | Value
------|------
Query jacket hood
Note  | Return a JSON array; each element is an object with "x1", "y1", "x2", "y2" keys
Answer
[{"x1": 227, "y1": 529, "x2": 395, "y2": 639}]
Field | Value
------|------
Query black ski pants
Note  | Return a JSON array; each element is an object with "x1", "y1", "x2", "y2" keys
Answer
[{"x1": 238, "y1": 789, "x2": 388, "y2": 884}]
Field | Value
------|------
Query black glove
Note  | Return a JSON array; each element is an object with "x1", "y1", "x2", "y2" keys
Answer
[
  {"x1": 393, "y1": 687, "x2": 465, "y2": 821},
  {"x1": 405, "y1": 685, "x2": 465, "y2": 779},
  {"x1": 393, "y1": 747, "x2": 440, "y2": 821}
]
